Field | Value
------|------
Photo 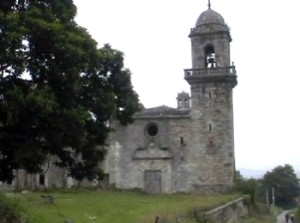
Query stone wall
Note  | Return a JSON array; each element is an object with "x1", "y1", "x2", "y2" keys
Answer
[
  {"x1": 156, "y1": 197, "x2": 248, "y2": 223},
  {"x1": 106, "y1": 117, "x2": 193, "y2": 193},
  {"x1": 205, "y1": 197, "x2": 248, "y2": 223},
  {"x1": 105, "y1": 107, "x2": 236, "y2": 194}
]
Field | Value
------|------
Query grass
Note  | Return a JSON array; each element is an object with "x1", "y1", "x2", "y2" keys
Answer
[
  {"x1": 295, "y1": 208, "x2": 300, "y2": 223},
  {"x1": 2, "y1": 188, "x2": 241, "y2": 223}
]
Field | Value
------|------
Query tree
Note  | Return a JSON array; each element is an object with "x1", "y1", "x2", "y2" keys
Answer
[
  {"x1": 0, "y1": 0, "x2": 140, "y2": 183},
  {"x1": 234, "y1": 170, "x2": 260, "y2": 203},
  {"x1": 260, "y1": 164, "x2": 300, "y2": 208}
]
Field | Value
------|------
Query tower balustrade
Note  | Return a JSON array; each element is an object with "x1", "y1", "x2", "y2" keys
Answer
[{"x1": 184, "y1": 66, "x2": 236, "y2": 78}]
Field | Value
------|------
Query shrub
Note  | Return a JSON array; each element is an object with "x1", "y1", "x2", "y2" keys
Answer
[
  {"x1": 295, "y1": 207, "x2": 300, "y2": 223},
  {"x1": 0, "y1": 194, "x2": 23, "y2": 223}
]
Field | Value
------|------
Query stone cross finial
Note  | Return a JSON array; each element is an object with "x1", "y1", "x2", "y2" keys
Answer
[{"x1": 208, "y1": 0, "x2": 211, "y2": 9}]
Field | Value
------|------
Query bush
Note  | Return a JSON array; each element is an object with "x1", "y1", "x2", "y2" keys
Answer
[
  {"x1": 0, "y1": 194, "x2": 23, "y2": 223},
  {"x1": 295, "y1": 207, "x2": 300, "y2": 223}
]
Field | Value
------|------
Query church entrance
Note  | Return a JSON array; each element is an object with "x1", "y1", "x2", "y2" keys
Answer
[{"x1": 144, "y1": 170, "x2": 162, "y2": 194}]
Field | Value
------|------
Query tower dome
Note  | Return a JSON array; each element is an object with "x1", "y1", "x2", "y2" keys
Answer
[
  {"x1": 196, "y1": 9, "x2": 225, "y2": 27},
  {"x1": 190, "y1": 2, "x2": 230, "y2": 35}
]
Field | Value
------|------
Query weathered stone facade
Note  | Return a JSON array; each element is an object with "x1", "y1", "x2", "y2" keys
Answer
[
  {"x1": 0, "y1": 156, "x2": 76, "y2": 190},
  {"x1": 104, "y1": 6, "x2": 238, "y2": 193}
]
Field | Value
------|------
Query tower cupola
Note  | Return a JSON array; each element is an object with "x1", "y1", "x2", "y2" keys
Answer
[
  {"x1": 196, "y1": 8, "x2": 226, "y2": 27},
  {"x1": 194, "y1": 0, "x2": 229, "y2": 32}
]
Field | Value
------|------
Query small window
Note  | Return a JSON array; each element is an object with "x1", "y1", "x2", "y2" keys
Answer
[
  {"x1": 209, "y1": 92, "x2": 212, "y2": 98},
  {"x1": 39, "y1": 174, "x2": 45, "y2": 185},
  {"x1": 178, "y1": 99, "x2": 182, "y2": 108},
  {"x1": 180, "y1": 137, "x2": 184, "y2": 145},
  {"x1": 184, "y1": 99, "x2": 189, "y2": 107},
  {"x1": 146, "y1": 123, "x2": 158, "y2": 136}
]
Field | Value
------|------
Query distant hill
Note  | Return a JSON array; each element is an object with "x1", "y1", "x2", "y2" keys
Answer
[{"x1": 237, "y1": 168, "x2": 268, "y2": 179}]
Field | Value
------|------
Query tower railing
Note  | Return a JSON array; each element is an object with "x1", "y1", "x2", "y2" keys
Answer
[{"x1": 184, "y1": 66, "x2": 236, "y2": 78}]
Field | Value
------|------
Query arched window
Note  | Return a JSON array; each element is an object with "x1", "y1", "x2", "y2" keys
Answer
[
  {"x1": 178, "y1": 99, "x2": 182, "y2": 108},
  {"x1": 205, "y1": 45, "x2": 216, "y2": 68},
  {"x1": 184, "y1": 99, "x2": 189, "y2": 107}
]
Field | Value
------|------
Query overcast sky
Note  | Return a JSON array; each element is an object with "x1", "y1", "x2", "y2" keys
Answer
[{"x1": 73, "y1": 0, "x2": 300, "y2": 172}]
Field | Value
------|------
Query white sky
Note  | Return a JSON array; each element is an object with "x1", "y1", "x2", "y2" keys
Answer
[{"x1": 73, "y1": 0, "x2": 300, "y2": 172}]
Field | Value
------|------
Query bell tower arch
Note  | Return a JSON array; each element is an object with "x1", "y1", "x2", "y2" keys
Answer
[{"x1": 184, "y1": 2, "x2": 238, "y2": 191}]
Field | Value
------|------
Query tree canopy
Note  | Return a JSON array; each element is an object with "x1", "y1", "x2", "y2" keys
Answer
[
  {"x1": 0, "y1": 0, "x2": 140, "y2": 182},
  {"x1": 234, "y1": 170, "x2": 259, "y2": 203},
  {"x1": 260, "y1": 164, "x2": 300, "y2": 208}
]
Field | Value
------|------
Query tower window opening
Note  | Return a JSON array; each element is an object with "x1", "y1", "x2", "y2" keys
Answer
[
  {"x1": 180, "y1": 137, "x2": 184, "y2": 145},
  {"x1": 184, "y1": 99, "x2": 189, "y2": 107},
  {"x1": 207, "y1": 53, "x2": 216, "y2": 68},
  {"x1": 178, "y1": 99, "x2": 182, "y2": 108},
  {"x1": 205, "y1": 45, "x2": 216, "y2": 68},
  {"x1": 209, "y1": 124, "x2": 212, "y2": 131}
]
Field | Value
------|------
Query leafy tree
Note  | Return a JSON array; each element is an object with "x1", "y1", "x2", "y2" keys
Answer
[
  {"x1": 234, "y1": 170, "x2": 260, "y2": 203},
  {"x1": 260, "y1": 164, "x2": 300, "y2": 208},
  {"x1": 0, "y1": 0, "x2": 140, "y2": 183}
]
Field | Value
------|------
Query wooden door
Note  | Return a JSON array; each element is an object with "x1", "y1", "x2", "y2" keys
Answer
[{"x1": 144, "y1": 170, "x2": 162, "y2": 194}]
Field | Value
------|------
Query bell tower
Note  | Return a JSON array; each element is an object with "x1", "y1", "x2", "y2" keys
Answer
[{"x1": 184, "y1": 2, "x2": 238, "y2": 191}]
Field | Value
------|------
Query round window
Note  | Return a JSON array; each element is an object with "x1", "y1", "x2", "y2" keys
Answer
[{"x1": 147, "y1": 123, "x2": 158, "y2": 136}]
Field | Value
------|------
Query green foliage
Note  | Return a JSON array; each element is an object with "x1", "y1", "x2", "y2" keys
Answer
[
  {"x1": 234, "y1": 170, "x2": 260, "y2": 203},
  {"x1": 0, "y1": 0, "x2": 140, "y2": 182},
  {"x1": 259, "y1": 164, "x2": 300, "y2": 208},
  {"x1": 0, "y1": 194, "x2": 23, "y2": 223}
]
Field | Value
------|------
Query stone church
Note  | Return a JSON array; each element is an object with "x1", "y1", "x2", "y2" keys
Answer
[
  {"x1": 103, "y1": 3, "x2": 238, "y2": 193},
  {"x1": 0, "y1": 3, "x2": 238, "y2": 193}
]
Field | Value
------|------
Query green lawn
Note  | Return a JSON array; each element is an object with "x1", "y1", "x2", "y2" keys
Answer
[{"x1": 3, "y1": 189, "x2": 241, "y2": 223}]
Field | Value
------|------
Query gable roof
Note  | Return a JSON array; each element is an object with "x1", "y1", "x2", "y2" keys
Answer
[{"x1": 134, "y1": 105, "x2": 190, "y2": 119}]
